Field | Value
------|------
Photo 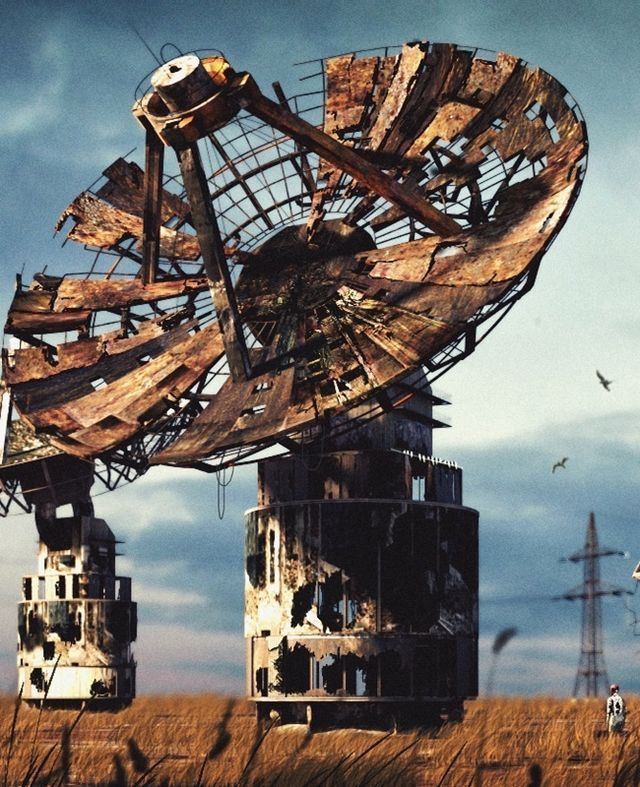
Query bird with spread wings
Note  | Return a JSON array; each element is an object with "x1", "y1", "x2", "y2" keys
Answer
[{"x1": 597, "y1": 370, "x2": 613, "y2": 391}]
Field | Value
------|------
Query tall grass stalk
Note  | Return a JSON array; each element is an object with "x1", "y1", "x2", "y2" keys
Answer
[
  {"x1": 26, "y1": 655, "x2": 61, "y2": 775},
  {"x1": 301, "y1": 750, "x2": 353, "y2": 787},
  {"x1": 340, "y1": 729, "x2": 394, "y2": 777},
  {"x1": 1, "y1": 694, "x2": 638, "y2": 785},
  {"x1": 237, "y1": 717, "x2": 277, "y2": 786},
  {"x1": 435, "y1": 741, "x2": 466, "y2": 787},
  {"x1": 3, "y1": 683, "x2": 23, "y2": 787},
  {"x1": 46, "y1": 702, "x2": 89, "y2": 786},
  {"x1": 23, "y1": 741, "x2": 58, "y2": 786},
  {"x1": 132, "y1": 753, "x2": 169, "y2": 787},
  {"x1": 358, "y1": 734, "x2": 421, "y2": 785}
]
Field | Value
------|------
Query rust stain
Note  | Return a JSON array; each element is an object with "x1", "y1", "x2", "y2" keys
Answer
[
  {"x1": 96, "y1": 157, "x2": 190, "y2": 223},
  {"x1": 55, "y1": 192, "x2": 201, "y2": 260},
  {"x1": 2, "y1": 40, "x2": 587, "y2": 470},
  {"x1": 19, "y1": 324, "x2": 223, "y2": 458}
]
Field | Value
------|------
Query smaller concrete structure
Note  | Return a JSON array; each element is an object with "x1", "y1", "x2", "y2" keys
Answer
[{"x1": 18, "y1": 511, "x2": 136, "y2": 706}]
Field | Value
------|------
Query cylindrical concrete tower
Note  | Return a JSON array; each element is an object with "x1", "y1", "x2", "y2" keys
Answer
[
  {"x1": 18, "y1": 508, "x2": 137, "y2": 707},
  {"x1": 245, "y1": 385, "x2": 478, "y2": 728}
]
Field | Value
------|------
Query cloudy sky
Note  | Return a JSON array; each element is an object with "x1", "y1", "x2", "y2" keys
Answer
[{"x1": 0, "y1": 0, "x2": 639, "y2": 698}]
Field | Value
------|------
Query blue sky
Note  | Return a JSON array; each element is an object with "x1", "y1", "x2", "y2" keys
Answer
[{"x1": 0, "y1": 0, "x2": 639, "y2": 697}]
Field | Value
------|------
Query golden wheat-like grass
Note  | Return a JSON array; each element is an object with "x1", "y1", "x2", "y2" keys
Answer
[{"x1": 0, "y1": 694, "x2": 637, "y2": 786}]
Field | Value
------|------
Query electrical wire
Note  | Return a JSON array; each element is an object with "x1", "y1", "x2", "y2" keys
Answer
[{"x1": 216, "y1": 462, "x2": 236, "y2": 519}]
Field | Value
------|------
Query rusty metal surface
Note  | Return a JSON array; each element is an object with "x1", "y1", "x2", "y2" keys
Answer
[
  {"x1": 5, "y1": 276, "x2": 208, "y2": 335},
  {"x1": 96, "y1": 158, "x2": 190, "y2": 223},
  {"x1": 153, "y1": 362, "x2": 308, "y2": 462},
  {"x1": 13, "y1": 324, "x2": 223, "y2": 459},
  {"x1": 1, "y1": 40, "x2": 587, "y2": 495},
  {"x1": 324, "y1": 55, "x2": 378, "y2": 137},
  {"x1": 4, "y1": 318, "x2": 168, "y2": 384},
  {"x1": 53, "y1": 276, "x2": 208, "y2": 312},
  {"x1": 56, "y1": 192, "x2": 201, "y2": 260},
  {"x1": 3, "y1": 419, "x2": 61, "y2": 464}
]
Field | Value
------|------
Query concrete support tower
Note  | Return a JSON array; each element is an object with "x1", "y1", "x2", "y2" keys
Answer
[
  {"x1": 18, "y1": 503, "x2": 137, "y2": 707},
  {"x1": 245, "y1": 385, "x2": 478, "y2": 728}
]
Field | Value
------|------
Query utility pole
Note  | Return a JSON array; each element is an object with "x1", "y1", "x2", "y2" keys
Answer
[{"x1": 555, "y1": 512, "x2": 630, "y2": 697}]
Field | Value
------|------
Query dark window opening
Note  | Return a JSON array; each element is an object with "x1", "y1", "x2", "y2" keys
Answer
[
  {"x1": 380, "y1": 650, "x2": 411, "y2": 696},
  {"x1": 255, "y1": 667, "x2": 269, "y2": 697},
  {"x1": 55, "y1": 576, "x2": 66, "y2": 599},
  {"x1": 291, "y1": 583, "x2": 315, "y2": 628},
  {"x1": 43, "y1": 641, "x2": 55, "y2": 661},
  {"x1": 108, "y1": 604, "x2": 132, "y2": 642},
  {"x1": 320, "y1": 654, "x2": 341, "y2": 693},
  {"x1": 30, "y1": 668, "x2": 45, "y2": 692},
  {"x1": 319, "y1": 571, "x2": 344, "y2": 632},
  {"x1": 343, "y1": 654, "x2": 370, "y2": 696},
  {"x1": 414, "y1": 640, "x2": 457, "y2": 698},
  {"x1": 268, "y1": 530, "x2": 276, "y2": 584},
  {"x1": 49, "y1": 601, "x2": 81, "y2": 643},
  {"x1": 271, "y1": 640, "x2": 311, "y2": 694}
]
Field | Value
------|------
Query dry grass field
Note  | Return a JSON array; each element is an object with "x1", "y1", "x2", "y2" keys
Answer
[{"x1": 0, "y1": 694, "x2": 639, "y2": 786}]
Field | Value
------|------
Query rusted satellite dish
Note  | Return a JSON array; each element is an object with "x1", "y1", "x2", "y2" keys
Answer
[{"x1": 0, "y1": 41, "x2": 587, "y2": 511}]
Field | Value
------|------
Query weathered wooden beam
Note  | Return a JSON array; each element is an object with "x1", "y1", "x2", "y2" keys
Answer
[
  {"x1": 142, "y1": 127, "x2": 165, "y2": 284},
  {"x1": 243, "y1": 87, "x2": 461, "y2": 237},
  {"x1": 56, "y1": 192, "x2": 201, "y2": 260},
  {"x1": 96, "y1": 158, "x2": 189, "y2": 222},
  {"x1": 177, "y1": 143, "x2": 251, "y2": 381},
  {"x1": 271, "y1": 81, "x2": 316, "y2": 196}
]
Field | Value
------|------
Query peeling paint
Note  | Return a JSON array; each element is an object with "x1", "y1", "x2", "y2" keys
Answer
[
  {"x1": 18, "y1": 510, "x2": 136, "y2": 705},
  {"x1": 245, "y1": 402, "x2": 478, "y2": 721}
]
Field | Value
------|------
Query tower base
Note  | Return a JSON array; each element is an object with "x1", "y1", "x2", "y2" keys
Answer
[{"x1": 256, "y1": 697, "x2": 464, "y2": 731}]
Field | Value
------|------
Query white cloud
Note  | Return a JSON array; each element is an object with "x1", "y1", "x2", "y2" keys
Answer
[
  {"x1": 118, "y1": 557, "x2": 190, "y2": 579},
  {"x1": 95, "y1": 482, "x2": 200, "y2": 533},
  {"x1": 134, "y1": 582, "x2": 207, "y2": 608},
  {"x1": 479, "y1": 633, "x2": 582, "y2": 695},
  {"x1": 0, "y1": 33, "x2": 68, "y2": 139}
]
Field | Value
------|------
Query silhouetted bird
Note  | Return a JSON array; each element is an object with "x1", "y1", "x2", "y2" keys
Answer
[
  {"x1": 596, "y1": 370, "x2": 613, "y2": 390},
  {"x1": 552, "y1": 457, "x2": 569, "y2": 473}
]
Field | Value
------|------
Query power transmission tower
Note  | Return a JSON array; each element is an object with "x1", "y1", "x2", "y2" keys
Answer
[{"x1": 555, "y1": 512, "x2": 630, "y2": 697}]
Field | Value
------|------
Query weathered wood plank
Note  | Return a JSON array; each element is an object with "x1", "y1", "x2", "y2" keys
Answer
[{"x1": 55, "y1": 193, "x2": 201, "y2": 260}]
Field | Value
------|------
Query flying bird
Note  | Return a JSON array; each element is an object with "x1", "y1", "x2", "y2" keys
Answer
[
  {"x1": 596, "y1": 370, "x2": 613, "y2": 391},
  {"x1": 552, "y1": 457, "x2": 569, "y2": 473}
]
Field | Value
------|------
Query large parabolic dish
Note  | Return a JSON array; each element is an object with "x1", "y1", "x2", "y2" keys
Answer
[{"x1": 0, "y1": 41, "x2": 587, "y2": 512}]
